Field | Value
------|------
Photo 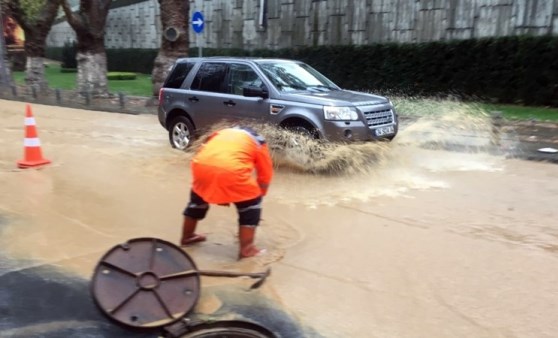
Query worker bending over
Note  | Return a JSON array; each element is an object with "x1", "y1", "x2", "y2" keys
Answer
[{"x1": 180, "y1": 126, "x2": 273, "y2": 259}]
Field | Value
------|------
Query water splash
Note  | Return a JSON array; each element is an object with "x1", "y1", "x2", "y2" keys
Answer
[
  {"x1": 393, "y1": 97, "x2": 493, "y2": 148},
  {"x1": 186, "y1": 97, "x2": 512, "y2": 205},
  {"x1": 188, "y1": 121, "x2": 392, "y2": 175},
  {"x1": 395, "y1": 96, "x2": 522, "y2": 159},
  {"x1": 261, "y1": 124, "x2": 392, "y2": 175}
]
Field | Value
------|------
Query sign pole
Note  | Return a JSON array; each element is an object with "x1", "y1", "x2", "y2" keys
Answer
[{"x1": 191, "y1": 11, "x2": 204, "y2": 57}]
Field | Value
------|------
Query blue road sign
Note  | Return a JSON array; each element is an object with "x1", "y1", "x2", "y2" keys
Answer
[{"x1": 192, "y1": 11, "x2": 204, "y2": 34}]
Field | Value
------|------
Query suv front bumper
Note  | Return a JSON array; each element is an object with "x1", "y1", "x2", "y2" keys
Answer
[{"x1": 322, "y1": 120, "x2": 398, "y2": 142}]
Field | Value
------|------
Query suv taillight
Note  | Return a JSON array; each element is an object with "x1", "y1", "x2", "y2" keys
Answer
[{"x1": 158, "y1": 88, "x2": 164, "y2": 104}]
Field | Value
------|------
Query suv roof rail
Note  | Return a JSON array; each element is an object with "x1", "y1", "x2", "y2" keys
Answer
[{"x1": 175, "y1": 56, "x2": 300, "y2": 63}]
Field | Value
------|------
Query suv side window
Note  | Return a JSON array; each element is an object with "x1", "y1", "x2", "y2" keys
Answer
[
  {"x1": 163, "y1": 62, "x2": 194, "y2": 88},
  {"x1": 191, "y1": 62, "x2": 227, "y2": 92},
  {"x1": 227, "y1": 63, "x2": 265, "y2": 95}
]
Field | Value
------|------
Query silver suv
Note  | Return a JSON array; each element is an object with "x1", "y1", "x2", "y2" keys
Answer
[{"x1": 158, "y1": 57, "x2": 398, "y2": 149}]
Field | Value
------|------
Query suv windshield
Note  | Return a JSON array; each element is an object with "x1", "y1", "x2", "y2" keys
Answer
[{"x1": 256, "y1": 61, "x2": 339, "y2": 93}]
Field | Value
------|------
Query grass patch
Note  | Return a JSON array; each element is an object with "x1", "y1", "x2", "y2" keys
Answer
[
  {"x1": 13, "y1": 63, "x2": 152, "y2": 96},
  {"x1": 13, "y1": 64, "x2": 76, "y2": 90},
  {"x1": 12, "y1": 64, "x2": 558, "y2": 121}
]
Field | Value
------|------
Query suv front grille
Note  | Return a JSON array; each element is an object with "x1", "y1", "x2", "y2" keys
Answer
[{"x1": 363, "y1": 109, "x2": 394, "y2": 127}]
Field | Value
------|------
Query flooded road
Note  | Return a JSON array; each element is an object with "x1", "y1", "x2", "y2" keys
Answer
[{"x1": 1, "y1": 99, "x2": 557, "y2": 338}]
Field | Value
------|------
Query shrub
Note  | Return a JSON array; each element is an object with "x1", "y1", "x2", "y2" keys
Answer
[
  {"x1": 45, "y1": 47, "x2": 64, "y2": 62},
  {"x1": 61, "y1": 41, "x2": 77, "y2": 69},
  {"x1": 107, "y1": 72, "x2": 137, "y2": 80}
]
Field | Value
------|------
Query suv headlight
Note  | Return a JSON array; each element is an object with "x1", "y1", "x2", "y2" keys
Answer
[{"x1": 323, "y1": 106, "x2": 359, "y2": 121}]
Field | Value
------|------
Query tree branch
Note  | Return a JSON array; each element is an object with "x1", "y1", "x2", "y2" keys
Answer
[
  {"x1": 60, "y1": 0, "x2": 83, "y2": 29},
  {"x1": 36, "y1": 0, "x2": 61, "y2": 28}
]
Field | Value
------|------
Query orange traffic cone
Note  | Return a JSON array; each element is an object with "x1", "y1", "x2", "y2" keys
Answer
[{"x1": 17, "y1": 104, "x2": 51, "y2": 169}]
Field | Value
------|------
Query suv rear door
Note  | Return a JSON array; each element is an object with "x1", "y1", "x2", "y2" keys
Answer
[
  {"x1": 187, "y1": 61, "x2": 270, "y2": 129},
  {"x1": 187, "y1": 62, "x2": 229, "y2": 129}
]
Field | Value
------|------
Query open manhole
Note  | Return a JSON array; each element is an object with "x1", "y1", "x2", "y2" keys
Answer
[{"x1": 179, "y1": 321, "x2": 276, "y2": 338}]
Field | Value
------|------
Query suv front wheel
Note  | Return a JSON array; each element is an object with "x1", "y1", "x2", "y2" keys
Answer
[
  {"x1": 288, "y1": 125, "x2": 315, "y2": 139},
  {"x1": 169, "y1": 116, "x2": 194, "y2": 150}
]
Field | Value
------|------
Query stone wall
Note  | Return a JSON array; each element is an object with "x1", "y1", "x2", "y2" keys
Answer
[{"x1": 47, "y1": 0, "x2": 558, "y2": 50}]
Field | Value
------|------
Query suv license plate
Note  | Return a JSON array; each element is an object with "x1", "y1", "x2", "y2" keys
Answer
[{"x1": 375, "y1": 126, "x2": 394, "y2": 136}]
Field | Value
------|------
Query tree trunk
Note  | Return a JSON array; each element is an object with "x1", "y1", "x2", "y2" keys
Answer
[
  {"x1": 61, "y1": 0, "x2": 111, "y2": 97},
  {"x1": 4, "y1": 0, "x2": 59, "y2": 92},
  {"x1": 151, "y1": 0, "x2": 189, "y2": 97},
  {"x1": 23, "y1": 30, "x2": 48, "y2": 91},
  {"x1": 76, "y1": 50, "x2": 108, "y2": 96},
  {"x1": 25, "y1": 57, "x2": 47, "y2": 90}
]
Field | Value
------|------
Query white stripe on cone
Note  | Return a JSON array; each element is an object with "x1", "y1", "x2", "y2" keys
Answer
[
  {"x1": 24, "y1": 138, "x2": 41, "y2": 147},
  {"x1": 25, "y1": 117, "x2": 36, "y2": 125}
]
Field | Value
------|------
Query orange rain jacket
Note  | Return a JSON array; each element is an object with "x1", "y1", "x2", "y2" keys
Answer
[{"x1": 191, "y1": 127, "x2": 274, "y2": 204}]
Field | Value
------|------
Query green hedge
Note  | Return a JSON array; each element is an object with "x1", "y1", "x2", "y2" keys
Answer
[
  {"x1": 106, "y1": 49, "x2": 158, "y2": 74},
  {"x1": 289, "y1": 37, "x2": 557, "y2": 107},
  {"x1": 46, "y1": 47, "x2": 157, "y2": 74},
  {"x1": 107, "y1": 72, "x2": 137, "y2": 80},
  {"x1": 45, "y1": 35, "x2": 558, "y2": 106},
  {"x1": 191, "y1": 36, "x2": 558, "y2": 106}
]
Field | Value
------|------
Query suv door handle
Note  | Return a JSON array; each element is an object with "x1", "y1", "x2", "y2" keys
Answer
[
  {"x1": 188, "y1": 96, "x2": 199, "y2": 102},
  {"x1": 223, "y1": 100, "x2": 236, "y2": 107}
]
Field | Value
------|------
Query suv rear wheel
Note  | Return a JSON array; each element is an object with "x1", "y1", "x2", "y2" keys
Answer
[{"x1": 169, "y1": 116, "x2": 194, "y2": 150}]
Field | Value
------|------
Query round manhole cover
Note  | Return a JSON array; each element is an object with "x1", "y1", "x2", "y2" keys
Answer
[{"x1": 91, "y1": 237, "x2": 200, "y2": 328}]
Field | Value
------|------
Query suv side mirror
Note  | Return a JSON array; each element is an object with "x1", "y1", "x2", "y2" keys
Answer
[{"x1": 243, "y1": 86, "x2": 269, "y2": 99}]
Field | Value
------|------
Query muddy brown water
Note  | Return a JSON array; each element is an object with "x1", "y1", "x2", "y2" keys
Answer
[{"x1": 1, "y1": 99, "x2": 558, "y2": 337}]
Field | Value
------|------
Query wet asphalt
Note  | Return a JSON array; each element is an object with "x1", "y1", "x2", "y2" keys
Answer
[
  {"x1": 0, "y1": 213, "x2": 316, "y2": 338},
  {"x1": 0, "y1": 209, "x2": 152, "y2": 338},
  {"x1": 1, "y1": 112, "x2": 555, "y2": 338},
  {"x1": 0, "y1": 259, "x2": 152, "y2": 338},
  {"x1": 0, "y1": 253, "x2": 313, "y2": 338}
]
